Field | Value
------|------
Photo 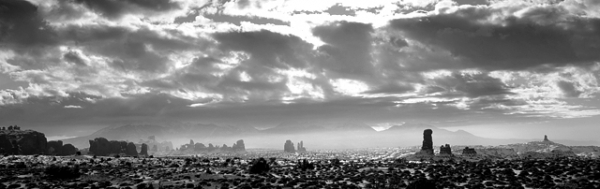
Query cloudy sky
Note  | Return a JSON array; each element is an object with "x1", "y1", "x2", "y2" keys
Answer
[{"x1": 1, "y1": 0, "x2": 600, "y2": 140}]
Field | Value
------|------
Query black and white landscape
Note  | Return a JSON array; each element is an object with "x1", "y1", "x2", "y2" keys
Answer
[{"x1": 2, "y1": 0, "x2": 600, "y2": 188}]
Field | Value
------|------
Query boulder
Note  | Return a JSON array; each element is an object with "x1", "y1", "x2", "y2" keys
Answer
[{"x1": 0, "y1": 129, "x2": 47, "y2": 155}]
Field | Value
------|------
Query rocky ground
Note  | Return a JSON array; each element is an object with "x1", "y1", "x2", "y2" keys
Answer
[{"x1": 0, "y1": 148, "x2": 599, "y2": 189}]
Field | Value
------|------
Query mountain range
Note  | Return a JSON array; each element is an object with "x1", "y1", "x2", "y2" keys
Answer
[{"x1": 62, "y1": 122, "x2": 550, "y2": 150}]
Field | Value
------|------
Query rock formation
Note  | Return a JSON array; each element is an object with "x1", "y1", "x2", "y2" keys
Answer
[
  {"x1": 543, "y1": 135, "x2": 550, "y2": 142},
  {"x1": 415, "y1": 129, "x2": 434, "y2": 156},
  {"x1": 0, "y1": 129, "x2": 47, "y2": 155},
  {"x1": 137, "y1": 136, "x2": 173, "y2": 153},
  {"x1": 61, "y1": 144, "x2": 77, "y2": 155},
  {"x1": 47, "y1": 140, "x2": 79, "y2": 156},
  {"x1": 140, "y1": 143, "x2": 149, "y2": 156},
  {"x1": 439, "y1": 144, "x2": 452, "y2": 155},
  {"x1": 89, "y1": 137, "x2": 110, "y2": 156},
  {"x1": 89, "y1": 137, "x2": 141, "y2": 156},
  {"x1": 297, "y1": 141, "x2": 307, "y2": 152},
  {"x1": 284, "y1": 140, "x2": 295, "y2": 153},
  {"x1": 462, "y1": 147, "x2": 477, "y2": 156},
  {"x1": 126, "y1": 142, "x2": 138, "y2": 156},
  {"x1": 0, "y1": 134, "x2": 13, "y2": 154},
  {"x1": 232, "y1": 139, "x2": 245, "y2": 151}
]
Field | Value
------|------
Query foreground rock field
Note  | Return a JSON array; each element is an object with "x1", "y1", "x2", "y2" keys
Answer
[{"x1": 1, "y1": 149, "x2": 599, "y2": 189}]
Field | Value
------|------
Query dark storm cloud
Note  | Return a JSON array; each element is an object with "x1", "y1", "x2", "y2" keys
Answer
[
  {"x1": 389, "y1": 5, "x2": 600, "y2": 71},
  {"x1": 58, "y1": 25, "x2": 205, "y2": 73},
  {"x1": 203, "y1": 14, "x2": 290, "y2": 26},
  {"x1": 312, "y1": 21, "x2": 375, "y2": 79},
  {"x1": 63, "y1": 51, "x2": 87, "y2": 66},
  {"x1": 453, "y1": 0, "x2": 490, "y2": 5},
  {"x1": 0, "y1": 0, "x2": 59, "y2": 52},
  {"x1": 0, "y1": 92, "x2": 192, "y2": 126},
  {"x1": 556, "y1": 80, "x2": 582, "y2": 98},
  {"x1": 213, "y1": 29, "x2": 315, "y2": 69},
  {"x1": 44, "y1": 0, "x2": 88, "y2": 22},
  {"x1": 0, "y1": 91, "x2": 494, "y2": 129},
  {"x1": 431, "y1": 72, "x2": 513, "y2": 98},
  {"x1": 74, "y1": 0, "x2": 180, "y2": 19}
]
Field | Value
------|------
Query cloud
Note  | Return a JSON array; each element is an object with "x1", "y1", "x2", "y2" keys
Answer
[
  {"x1": 388, "y1": 3, "x2": 600, "y2": 71},
  {"x1": 2, "y1": 0, "x2": 600, "y2": 132},
  {"x1": 363, "y1": 83, "x2": 415, "y2": 94},
  {"x1": 74, "y1": 0, "x2": 180, "y2": 19},
  {"x1": 213, "y1": 30, "x2": 314, "y2": 69},
  {"x1": 312, "y1": 21, "x2": 375, "y2": 79},
  {"x1": 430, "y1": 71, "x2": 514, "y2": 98},
  {"x1": 62, "y1": 51, "x2": 87, "y2": 66},
  {"x1": 64, "y1": 105, "x2": 82, "y2": 108},
  {"x1": 556, "y1": 80, "x2": 582, "y2": 98},
  {"x1": 0, "y1": 0, "x2": 59, "y2": 52}
]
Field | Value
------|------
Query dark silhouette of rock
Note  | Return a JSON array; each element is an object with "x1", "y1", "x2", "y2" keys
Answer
[
  {"x1": 126, "y1": 142, "x2": 138, "y2": 156},
  {"x1": 440, "y1": 144, "x2": 452, "y2": 155},
  {"x1": 544, "y1": 135, "x2": 550, "y2": 142},
  {"x1": 0, "y1": 129, "x2": 47, "y2": 155},
  {"x1": 109, "y1": 140, "x2": 122, "y2": 155},
  {"x1": 47, "y1": 140, "x2": 63, "y2": 155},
  {"x1": 140, "y1": 143, "x2": 148, "y2": 156},
  {"x1": 284, "y1": 140, "x2": 295, "y2": 153},
  {"x1": 0, "y1": 134, "x2": 12, "y2": 154},
  {"x1": 89, "y1": 137, "x2": 141, "y2": 156},
  {"x1": 119, "y1": 141, "x2": 128, "y2": 154},
  {"x1": 47, "y1": 140, "x2": 79, "y2": 156},
  {"x1": 462, "y1": 147, "x2": 477, "y2": 156},
  {"x1": 415, "y1": 129, "x2": 433, "y2": 156},
  {"x1": 60, "y1": 144, "x2": 77, "y2": 156},
  {"x1": 89, "y1": 137, "x2": 110, "y2": 156}
]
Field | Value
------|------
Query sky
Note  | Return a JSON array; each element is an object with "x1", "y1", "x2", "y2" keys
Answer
[{"x1": 1, "y1": 0, "x2": 600, "y2": 140}]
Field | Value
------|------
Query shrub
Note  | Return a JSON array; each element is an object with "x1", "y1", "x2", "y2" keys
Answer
[{"x1": 44, "y1": 165, "x2": 81, "y2": 180}]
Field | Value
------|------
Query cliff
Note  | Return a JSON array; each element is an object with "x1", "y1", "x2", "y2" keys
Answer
[{"x1": 0, "y1": 129, "x2": 47, "y2": 155}]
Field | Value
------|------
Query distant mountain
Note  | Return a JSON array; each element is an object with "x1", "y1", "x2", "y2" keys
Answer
[
  {"x1": 62, "y1": 121, "x2": 597, "y2": 150},
  {"x1": 261, "y1": 121, "x2": 376, "y2": 134},
  {"x1": 63, "y1": 123, "x2": 259, "y2": 149},
  {"x1": 380, "y1": 123, "x2": 523, "y2": 146},
  {"x1": 262, "y1": 121, "x2": 326, "y2": 134}
]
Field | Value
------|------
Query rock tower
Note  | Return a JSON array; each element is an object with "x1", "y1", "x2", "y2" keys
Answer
[{"x1": 416, "y1": 129, "x2": 434, "y2": 156}]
